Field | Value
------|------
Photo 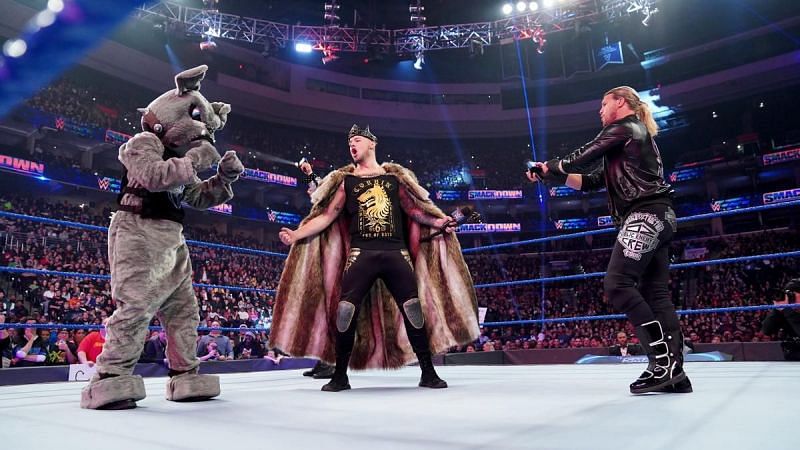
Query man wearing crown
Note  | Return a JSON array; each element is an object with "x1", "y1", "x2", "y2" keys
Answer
[{"x1": 269, "y1": 124, "x2": 480, "y2": 391}]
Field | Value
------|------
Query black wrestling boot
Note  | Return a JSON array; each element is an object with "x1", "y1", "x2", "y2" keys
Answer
[
  {"x1": 321, "y1": 375, "x2": 350, "y2": 392},
  {"x1": 312, "y1": 363, "x2": 336, "y2": 379},
  {"x1": 659, "y1": 377, "x2": 693, "y2": 393},
  {"x1": 303, "y1": 361, "x2": 322, "y2": 377},
  {"x1": 631, "y1": 355, "x2": 693, "y2": 393},
  {"x1": 630, "y1": 320, "x2": 686, "y2": 394},
  {"x1": 95, "y1": 373, "x2": 138, "y2": 410},
  {"x1": 303, "y1": 360, "x2": 334, "y2": 379},
  {"x1": 321, "y1": 364, "x2": 351, "y2": 392},
  {"x1": 417, "y1": 352, "x2": 447, "y2": 389},
  {"x1": 322, "y1": 335, "x2": 353, "y2": 392},
  {"x1": 657, "y1": 336, "x2": 693, "y2": 394}
]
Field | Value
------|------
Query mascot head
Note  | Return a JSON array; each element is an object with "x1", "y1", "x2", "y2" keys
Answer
[{"x1": 137, "y1": 65, "x2": 230, "y2": 154}]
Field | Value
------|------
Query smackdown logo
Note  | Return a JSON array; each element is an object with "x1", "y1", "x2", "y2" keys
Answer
[
  {"x1": 457, "y1": 223, "x2": 521, "y2": 233},
  {"x1": 597, "y1": 216, "x2": 614, "y2": 227},
  {"x1": 467, "y1": 190, "x2": 523, "y2": 200},
  {"x1": 0, "y1": 154, "x2": 45, "y2": 177},
  {"x1": 763, "y1": 188, "x2": 800, "y2": 205},
  {"x1": 240, "y1": 168, "x2": 297, "y2": 187},
  {"x1": 710, "y1": 197, "x2": 752, "y2": 212},
  {"x1": 762, "y1": 147, "x2": 800, "y2": 166},
  {"x1": 553, "y1": 218, "x2": 589, "y2": 230}
]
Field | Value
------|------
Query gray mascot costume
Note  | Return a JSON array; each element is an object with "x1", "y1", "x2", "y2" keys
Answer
[{"x1": 81, "y1": 65, "x2": 244, "y2": 409}]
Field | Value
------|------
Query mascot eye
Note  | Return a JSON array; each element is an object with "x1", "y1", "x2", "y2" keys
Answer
[{"x1": 190, "y1": 106, "x2": 202, "y2": 120}]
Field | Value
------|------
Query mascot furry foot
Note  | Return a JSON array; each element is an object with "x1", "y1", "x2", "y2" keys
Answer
[
  {"x1": 166, "y1": 369, "x2": 220, "y2": 402},
  {"x1": 80, "y1": 374, "x2": 146, "y2": 410}
]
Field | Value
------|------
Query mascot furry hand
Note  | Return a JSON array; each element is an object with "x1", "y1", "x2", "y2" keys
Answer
[{"x1": 81, "y1": 65, "x2": 243, "y2": 410}]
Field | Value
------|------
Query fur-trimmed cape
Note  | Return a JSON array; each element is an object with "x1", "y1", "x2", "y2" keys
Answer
[{"x1": 268, "y1": 163, "x2": 479, "y2": 370}]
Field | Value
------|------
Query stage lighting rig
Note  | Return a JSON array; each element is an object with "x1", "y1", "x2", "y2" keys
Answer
[
  {"x1": 602, "y1": 0, "x2": 659, "y2": 26},
  {"x1": 410, "y1": 1, "x2": 426, "y2": 26},
  {"x1": 409, "y1": 1, "x2": 426, "y2": 70},
  {"x1": 321, "y1": 45, "x2": 339, "y2": 64},
  {"x1": 324, "y1": 2, "x2": 341, "y2": 28}
]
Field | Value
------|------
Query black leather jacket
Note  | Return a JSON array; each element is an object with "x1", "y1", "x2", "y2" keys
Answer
[{"x1": 553, "y1": 114, "x2": 673, "y2": 224}]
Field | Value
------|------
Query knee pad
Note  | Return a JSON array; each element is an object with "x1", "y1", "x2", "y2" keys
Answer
[
  {"x1": 80, "y1": 374, "x2": 146, "y2": 409},
  {"x1": 336, "y1": 300, "x2": 357, "y2": 333},
  {"x1": 402, "y1": 298, "x2": 425, "y2": 329}
]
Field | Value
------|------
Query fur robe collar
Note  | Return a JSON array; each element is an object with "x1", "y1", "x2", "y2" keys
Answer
[{"x1": 268, "y1": 163, "x2": 479, "y2": 369}]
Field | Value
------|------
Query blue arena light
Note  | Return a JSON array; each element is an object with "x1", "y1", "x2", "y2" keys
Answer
[{"x1": 295, "y1": 42, "x2": 313, "y2": 53}]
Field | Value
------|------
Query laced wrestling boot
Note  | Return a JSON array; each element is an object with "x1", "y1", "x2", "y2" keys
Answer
[
  {"x1": 417, "y1": 351, "x2": 447, "y2": 389},
  {"x1": 630, "y1": 320, "x2": 687, "y2": 394}
]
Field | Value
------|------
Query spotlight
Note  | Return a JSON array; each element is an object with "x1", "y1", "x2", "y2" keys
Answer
[
  {"x1": 542, "y1": 0, "x2": 555, "y2": 8},
  {"x1": 516, "y1": 1, "x2": 527, "y2": 12},
  {"x1": 529, "y1": 2, "x2": 539, "y2": 11},
  {"x1": 502, "y1": 3, "x2": 513, "y2": 15},
  {"x1": 409, "y1": 6, "x2": 424, "y2": 13},
  {"x1": 3, "y1": 39, "x2": 27, "y2": 58},
  {"x1": 413, "y1": 51, "x2": 425, "y2": 70},
  {"x1": 295, "y1": 42, "x2": 313, "y2": 53},
  {"x1": 199, "y1": 38, "x2": 216, "y2": 51},
  {"x1": 47, "y1": 0, "x2": 64, "y2": 13},
  {"x1": 411, "y1": 15, "x2": 426, "y2": 22}
]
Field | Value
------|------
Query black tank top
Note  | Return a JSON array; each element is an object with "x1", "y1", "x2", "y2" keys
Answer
[
  {"x1": 344, "y1": 174, "x2": 406, "y2": 250},
  {"x1": 117, "y1": 147, "x2": 185, "y2": 224}
]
